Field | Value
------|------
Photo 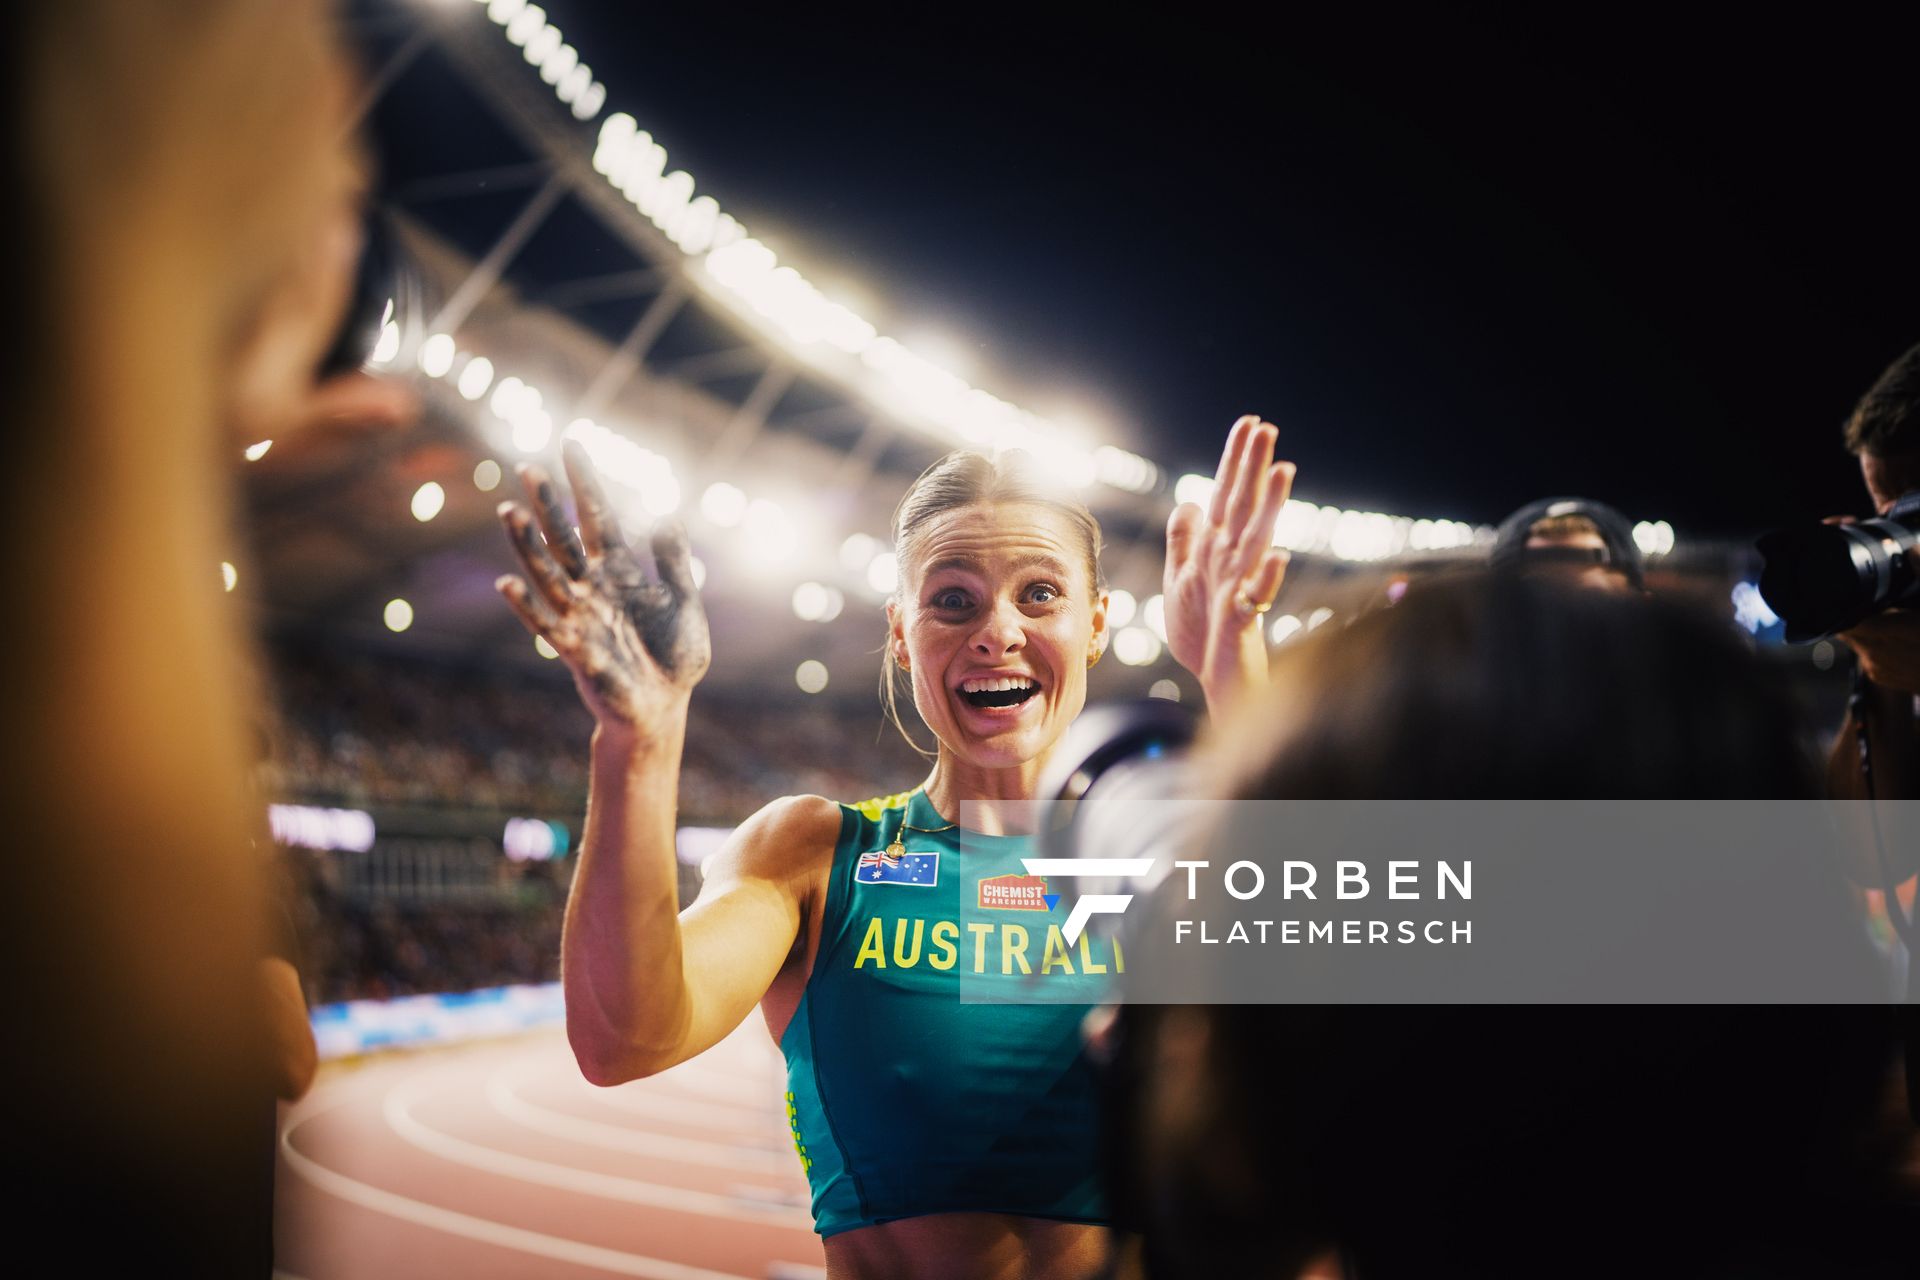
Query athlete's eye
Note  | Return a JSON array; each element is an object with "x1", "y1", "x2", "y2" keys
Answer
[
  {"x1": 930, "y1": 588, "x2": 970, "y2": 611},
  {"x1": 1026, "y1": 583, "x2": 1061, "y2": 604}
]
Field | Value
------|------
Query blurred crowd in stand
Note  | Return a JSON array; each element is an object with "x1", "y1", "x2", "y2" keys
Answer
[
  {"x1": 264, "y1": 642, "x2": 926, "y2": 1003},
  {"x1": 263, "y1": 642, "x2": 923, "y2": 821}
]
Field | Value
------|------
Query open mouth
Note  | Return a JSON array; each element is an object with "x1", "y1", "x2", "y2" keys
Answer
[{"x1": 957, "y1": 676, "x2": 1042, "y2": 710}]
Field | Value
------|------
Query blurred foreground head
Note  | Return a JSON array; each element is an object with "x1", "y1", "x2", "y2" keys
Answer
[
  {"x1": 11, "y1": 2, "x2": 378, "y2": 1271},
  {"x1": 1112, "y1": 576, "x2": 1906, "y2": 1278}
]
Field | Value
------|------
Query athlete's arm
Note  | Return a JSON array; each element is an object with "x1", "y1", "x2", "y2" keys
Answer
[
  {"x1": 1163, "y1": 415, "x2": 1297, "y2": 712},
  {"x1": 496, "y1": 443, "x2": 810, "y2": 1083}
]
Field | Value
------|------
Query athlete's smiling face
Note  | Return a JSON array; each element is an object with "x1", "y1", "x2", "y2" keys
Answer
[{"x1": 888, "y1": 502, "x2": 1108, "y2": 771}]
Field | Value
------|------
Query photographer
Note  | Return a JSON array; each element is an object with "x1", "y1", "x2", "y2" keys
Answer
[{"x1": 1826, "y1": 342, "x2": 1920, "y2": 802}]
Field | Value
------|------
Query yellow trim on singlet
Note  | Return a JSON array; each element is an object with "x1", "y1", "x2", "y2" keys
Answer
[{"x1": 848, "y1": 787, "x2": 917, "y2": 821}]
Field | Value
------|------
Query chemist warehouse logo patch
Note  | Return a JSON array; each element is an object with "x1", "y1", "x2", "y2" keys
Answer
[{"x1": 977, "y1": 873, "x2": 1059, "y2": 912}]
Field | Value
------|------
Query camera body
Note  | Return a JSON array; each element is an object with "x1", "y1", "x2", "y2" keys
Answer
[
  {"x1": 1756, "y1": 489, "x2": 1920, "y2": 641},
  {"x1": 1036, "y1": 699, "x2": 1199, "y2": 888}
]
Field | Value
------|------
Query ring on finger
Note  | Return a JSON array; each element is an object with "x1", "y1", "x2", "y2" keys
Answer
[{"x1": 1233, "y1": 589, "x2": 1272, "y2": 618}]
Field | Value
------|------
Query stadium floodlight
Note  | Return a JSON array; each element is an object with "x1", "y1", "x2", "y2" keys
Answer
[
  {"x1": 473, "y1": 459, "x2": 502, "y2": 492},
  {"x1": 504, "y1": 4, "x2": 544, "y2": 46},
  {"x1": 792, "y1": 582, "x2": 830, "y2": 622},
  {"x1": 486, "y1": 0, "x2": 524, "y2": 24},
  {"x1": 1142, "y1": 594, "x2": 1167, "y2": 642},
  {"x1": 743, "y1": 498, "x2": 795, "y2": 564},
  {"x1": 1306, "y1": 606, "x2": 1334, "y2": 630},
  {"x1": 221, "y1": 561, "x2": 238, "y2": 593},
  {"x1": 419, "y1": 333, "x2": 456, "y2": 378},
  {"x1": 1149, "y1": 679, "x2": 1181, "y2": 701},
  {"x1": 795, "y1": 660, "x2": 829, "y2": 694},
  {"x1": 456, "y1": 355, "x2": 495, "y2": 401},
  {"x1": 1633, "y1": 520, "x2": 1676, "y2": 556},
  {"x1": 564, "y1": 418, "x2": 681, "y2": 516},
  {"x1": 557, "y1": 63, "x2": 591, "y2": 104},
  {"x1": 243, "y1": 439, "x2": 273, "y2": 462},
  {"x1": 368, "y1": 320, "x2": 401, "y2": 367},
  {"x1": 534, "y1": 635, "x2": 558, "y2": 659},
  {"x1": 700, "y1": 481, "x2": 747, "y2": 528},
  {"x1": 384, "y1": 598, "x2": 414, "y2": 633},
  {"x1": 867, "y1": 551, "x2": 898, "y2": 595},
  {"x1": 1270, "y1": 614, "x2": 1303, "y2": 645},
  {"x1": 1174, "y1": 473, "x2": 1214, "y2": 508},
  {"x1": 411, "y1": 481, "x2": 446, "y2": 523},
  {"x1": 539, "y1": 44, "x2": 576, "y2": 87},
  {"x1": 511, "y1": 410, "x2": 553, "y2": 454},
  {"x1": 524, "y1": 25, "x2": 561, "y2": 67},
  {"x1": 1113, "y1": 627, "x2": 1162, "y2": 667},
  {"x1": 1105, "y1": 588, "x2": 1137, "y2": 629},
  {"x1": 840, "y1": 533, "x2": 878, "y2": 573}
]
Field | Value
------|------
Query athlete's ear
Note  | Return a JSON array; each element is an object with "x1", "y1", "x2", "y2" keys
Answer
[
  {"x1": 1089, "y1": 589, "x2": 1110, "y2": 662},
  {"x1": 886, "y1": 597, "x2": 909, "y2": 670}
]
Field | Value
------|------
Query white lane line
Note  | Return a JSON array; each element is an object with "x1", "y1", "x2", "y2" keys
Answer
[
  {"x1": 280, "y1": 1103, "x2": 760, "y2": 1280},
  {"x1": 384, "y1": 1075, "x2": 811, "y2": 1229},
  {"x1": 487, "y1": 1069, "x2": 791, "y2": 1173},
  {"x1": 572, "y1": 1076, "x2": 783, "y2": 1131}
]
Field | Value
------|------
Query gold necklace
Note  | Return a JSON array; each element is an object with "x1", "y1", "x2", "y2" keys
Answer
[{"x1": 886, "y1": 795, "x2": 958, "y2": 859}]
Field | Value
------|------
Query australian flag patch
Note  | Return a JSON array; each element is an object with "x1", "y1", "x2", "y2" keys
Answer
[{"x1": 855, "y1": 847, "x2": 939, "y2": 887}]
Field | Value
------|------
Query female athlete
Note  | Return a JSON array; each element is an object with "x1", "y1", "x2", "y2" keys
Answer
[{"x1": 495, "y1": 415, "x2": 1296, "y2": 1280}]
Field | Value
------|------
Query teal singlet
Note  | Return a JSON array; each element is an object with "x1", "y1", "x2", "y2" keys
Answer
[{"x1": 779, "y1": 786, "x2": 1119, "y2": 1237}]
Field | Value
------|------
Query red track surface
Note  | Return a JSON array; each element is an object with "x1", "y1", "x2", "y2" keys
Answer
[{"x1": 275, "y1": 1022, "x2": 827, "y2": 1279}]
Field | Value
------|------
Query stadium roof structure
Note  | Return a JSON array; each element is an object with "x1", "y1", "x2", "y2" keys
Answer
[{"x1": 241, "y1": 1, "x2": 1529, "y2": 699}]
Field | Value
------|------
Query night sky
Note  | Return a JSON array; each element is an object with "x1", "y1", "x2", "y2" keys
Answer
[{"x1": 379, "y1": 6, "x2": 1920, "y2": 536}]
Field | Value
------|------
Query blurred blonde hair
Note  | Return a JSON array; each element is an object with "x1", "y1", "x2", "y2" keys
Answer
[{"x1": 12, "y1": 0, "x2": 359, "y2": 1257}]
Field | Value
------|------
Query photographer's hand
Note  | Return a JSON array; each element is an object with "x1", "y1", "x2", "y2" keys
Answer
[
  {"x1": 1839, "y1": 608, "x2": 1920, "y2": 695},
  {"x1": 1163, "y1": 415, "x2": 1295, "y2": 714},
  {"x1": 495, "y1": 441, "x2": 711, "y2": 738}
]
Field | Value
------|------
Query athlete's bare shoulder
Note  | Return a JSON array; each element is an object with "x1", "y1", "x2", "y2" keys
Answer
[{"x1": 701, "y1": 793, "x2": 845, "y2": 894}]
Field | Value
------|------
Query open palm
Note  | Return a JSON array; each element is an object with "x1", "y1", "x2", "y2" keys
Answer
[
  {"x1": 1163, "y1": 415, "x2": 1295, "y2": 704},
  {"x1": 495, "y1": 441, "x2": 711, "y2": 730}
]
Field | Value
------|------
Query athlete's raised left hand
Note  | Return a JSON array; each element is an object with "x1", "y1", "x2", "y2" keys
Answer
[{"x1": 1162, "y1": 414, "x2": 1295, "y2": 711}]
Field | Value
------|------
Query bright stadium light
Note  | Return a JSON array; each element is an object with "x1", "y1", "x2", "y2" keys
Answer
[
  {"x1": 486, "y1": 0, "x2": 524, "y2": 23},
  {"x1": 411, "y1": 481, "x2": 446, "y2": 523},
  {"x1": 1113, "y1": 627, "x2": 1162, "y2": 666},
  {"x1": 384, "y1": 598, "x2": 414, "y2": 633},
  {"x1": 243, "y1": 439, "x2": 273, "y2": 462},
  {"x1": 1149, "y1": 679, "x2": 1181, "y2": 701},
  {"x1": 867, "y1": 551, "x2": 898, "y2": 594},
  {"x1": 1174, "y1": 473, "x2": 1214, "y2": 508},
  {"x1": 818, "y1": 586, "x2": 844, "y2": 621},
  {"x1": 1633, "y1": 520, "x2": 1676, "y2": 556},
  {"x1": 512, "y1": 410, "x2": 553, "y2": 454},
  {"x1": 840, "y1": 533, "x2": 878, "y2": 572},
  {"x1": 534, "y1": 635, "x2": 558, "y2": 659},
  {"x1": 539, "y1": 44, "x2": 577, "y2": 87},
  {"x1": 689, "y1": 556, "x2": 707, "y2": 589},
  {"x1": 220, "y1": 561, "x2": 238, "y2": 593},
  {"x1": 796, "y1": 660, "x2": 829, "y2": 694},
  {"x1": 743, "y1": 499, "x2": 794, "y2": 563},
  {"x1": 1142, "y1": 594, "x2": 1167, "y2": 642},
  {"x1": 792, "y1": 582, "x2": 828, "y2": 621},
  {"x1": 419, "y1": 333, "x2": 456, "y2": 378},
  {"x1": 1105, "y1": 588, "x2": 1137, "y2": 629},
  {"x1": 368, "y1": 320, "x2": 401, "y2": 367},
  {"x1": 701, "y1": 481, "x2": 747, "y2": 527},
  {"x1": 1307, "y1": 606, "x2": 1334, "y2": 631},
  {"x1": 1271, "y1": 614, "x2": 1303, "y2": 645},
  {"x1": 473, "y1": 459, "x2": 502, "y2": 492},
  {"x1": 457, "y1": 356, "x2": 495, "y2": 401}
]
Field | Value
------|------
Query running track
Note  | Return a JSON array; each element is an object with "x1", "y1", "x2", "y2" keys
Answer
[{"x1": 275, "y1": 1020, "x2": 827, "y2": 1279}]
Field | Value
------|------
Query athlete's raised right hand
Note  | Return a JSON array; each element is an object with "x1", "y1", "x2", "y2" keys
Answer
[{"x1": 495, "y1": 440, "x2": 710, "y2": 730}]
